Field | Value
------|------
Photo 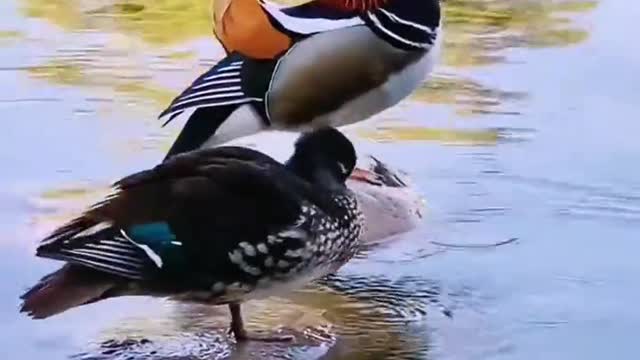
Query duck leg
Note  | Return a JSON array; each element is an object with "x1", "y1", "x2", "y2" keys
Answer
[{"x1": 228, "y1": 303, "x2": 293, "y2": 342}]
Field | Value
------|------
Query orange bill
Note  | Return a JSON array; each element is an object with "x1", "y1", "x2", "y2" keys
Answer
[{"x1": 349, "y1": 167, "x2": 380, "y2": 183}]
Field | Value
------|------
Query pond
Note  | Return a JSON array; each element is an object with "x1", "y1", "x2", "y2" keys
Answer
[{"x1": 2, "y1": 0, "x2": 639, "y2": 359}]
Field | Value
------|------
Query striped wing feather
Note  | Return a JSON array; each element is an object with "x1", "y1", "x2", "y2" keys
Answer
[{"x1": 158, "y1": 54, "x2": 259, "y2": 125}]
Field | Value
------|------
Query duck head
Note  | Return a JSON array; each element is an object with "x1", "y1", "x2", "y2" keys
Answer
[
  {"x1": 347, "y1": 155, "x2": 425, "y2": 243},
  {"x1": 286, "y1": 127, "x2": 357, "y2": 187}
]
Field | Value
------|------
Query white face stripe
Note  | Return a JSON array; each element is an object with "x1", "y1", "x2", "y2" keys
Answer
[
  {"x1": 377, "y1": 8, "x2": 435, "y2": 34},
  {"x1": 367, "y1": 13, "x2": 432, "y2": 49},
  {"x1": 260, "y1": 2, "x2": 365, "y2": 34}
]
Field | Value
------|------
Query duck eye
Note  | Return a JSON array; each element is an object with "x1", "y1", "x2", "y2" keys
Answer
[{"x1": 338, "y1": 163, "x2": 348, "y2": 174}]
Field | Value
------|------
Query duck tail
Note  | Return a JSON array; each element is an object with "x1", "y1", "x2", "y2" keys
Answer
[{"x1": 20, "y1": 264, "x2": 118, "y2": 319}]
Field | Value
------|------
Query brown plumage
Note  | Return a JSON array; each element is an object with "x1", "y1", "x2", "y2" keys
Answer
[{"x1": 20, "y1": 265, "x2": 122, "y2": 319}]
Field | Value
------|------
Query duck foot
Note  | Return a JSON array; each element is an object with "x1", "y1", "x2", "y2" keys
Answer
[{"x1": 228, "y1": 303, "x2": 294, "y2": 342}]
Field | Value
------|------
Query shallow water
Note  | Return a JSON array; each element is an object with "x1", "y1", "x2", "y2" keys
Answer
[{"x1": 2, "y1": 0, "x2": 640, "y2": 359}]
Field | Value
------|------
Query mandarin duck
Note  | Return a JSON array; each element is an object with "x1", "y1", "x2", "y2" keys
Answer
[
  {"x1": 20, "y1": 127, "x2": 364, "y2": 342},
  {"x1": 159, "y1": 0, "x2": 443, "y2": 157}
]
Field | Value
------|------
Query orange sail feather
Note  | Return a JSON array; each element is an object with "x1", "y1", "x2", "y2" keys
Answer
[{"x1": 211, "y1": 0, "x2": 292, "y2": 60}]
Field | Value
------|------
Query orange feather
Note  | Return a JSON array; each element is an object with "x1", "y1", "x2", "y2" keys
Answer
[{"x1": 211, "y1": 0, "x2": 292, "y2": 59}]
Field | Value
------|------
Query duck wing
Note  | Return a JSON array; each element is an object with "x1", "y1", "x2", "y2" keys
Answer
[
  {"x1": 35, "y1": 147, "x2": 306, "y2": 284},
  {"x1": 158, "y1": 53, "x2": 267, "y2": 126}
]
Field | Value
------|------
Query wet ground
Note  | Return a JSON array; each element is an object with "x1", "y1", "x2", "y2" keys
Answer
[{"x1": 2, "y1": 0, "x2": 640, "y2": 359}]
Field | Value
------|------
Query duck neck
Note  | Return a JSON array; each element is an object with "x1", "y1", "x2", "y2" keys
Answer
[
  {"x1": 361, "y1": 0, "x2": 441, "y2": 51},
  {"x1": 286, "y1": 155, "x2": 343, "y2": 191}
]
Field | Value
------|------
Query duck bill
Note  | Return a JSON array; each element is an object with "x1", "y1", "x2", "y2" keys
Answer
[{"x1": 349, "y1": 168, "x2": 379, "y2": 184}]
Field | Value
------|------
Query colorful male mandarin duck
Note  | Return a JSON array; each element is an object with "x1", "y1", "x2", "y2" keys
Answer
[
  {"x1": 21, "y1": 127, "x2": 364, "y2": 342},
  {"x1": 160, "y1": 0, "x2": 443, "y2": 158}
]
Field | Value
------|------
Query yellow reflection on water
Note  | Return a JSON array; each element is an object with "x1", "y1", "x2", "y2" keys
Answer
[
  {"x1": 0, "y1": 30, "x2": 22, "y2": 40},
  {"x1": 22, "y1": 1, "x2": 83, "y2": 29},
  {"x1": 358, "y1": 126, "x2": 499, "y2": 145},
  {"x1": 78, "y1": 281, "x2": 435, "y2": 359},
  {"x1": 27, "y1": 182, "x2": 113, "y2": 246},
  {"x1": 29, "y1": 61, "x2": 86, "y2": 86},
  {"x1": 411, "y1": 74, "x2": 526, "y2": 116},
  {"x1": 21, "y1": 0, "x2": 597, "y2": 52},
  {"x1": 443, "y1": 0, "x2": 597, "y2": 66},
  {"x1": 17, "y1": 0, "x2": 598, "y2": 117},
  {"x1": 23, "y1": 0, "x2": 212, "y2": 44}
]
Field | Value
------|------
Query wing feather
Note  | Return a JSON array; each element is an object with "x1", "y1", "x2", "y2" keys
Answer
[
  {"x1": 37, "y1": 230, "x2": 150, "y2": 280},
  {"x1": 158, "y1": 55, "x2": 258, "y2": 126},
  {"x1": 35, "y1": 146, "x2": 308, "y2": 281}
]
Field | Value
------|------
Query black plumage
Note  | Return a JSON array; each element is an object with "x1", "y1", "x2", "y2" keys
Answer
[{"x1": 20, "y1": 127, "x2": 364, "y2": 342}]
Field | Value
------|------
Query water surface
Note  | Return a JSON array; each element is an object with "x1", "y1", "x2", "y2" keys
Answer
[{"x1": 2, "y1": 0, "x2": 639, "y2": 359}]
